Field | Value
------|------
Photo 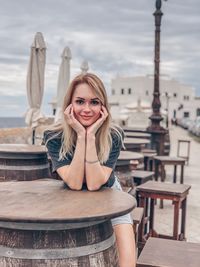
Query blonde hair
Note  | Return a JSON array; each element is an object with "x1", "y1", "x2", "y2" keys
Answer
[{"x1": 47, "y1": 73, "x2": 123, "y2": 164}]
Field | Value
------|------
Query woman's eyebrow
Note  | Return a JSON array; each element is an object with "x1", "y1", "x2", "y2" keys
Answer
[
  {"x1": 75, "y1": 97, "x2": 100, "y2": 100},
  {"x1": 75, "y1": 97, "x2": 85, "y2": 99}
]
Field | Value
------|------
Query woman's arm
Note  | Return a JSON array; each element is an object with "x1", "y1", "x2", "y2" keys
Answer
[
  {"x1": 57, "y1": 134, "x2": 85, "y2": 190},
  {"x1": 85, "y1": 106, "x2": 113, "y2": 191},
  {"x1": 85, "y1": 133, "x2": 113, "y2": 191},
  {"x1": 57, "y1": 105, "x2": 86, "y2": 190}
]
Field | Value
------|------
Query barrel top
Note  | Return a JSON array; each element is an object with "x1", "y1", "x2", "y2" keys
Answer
[
  {"x1": 0, "y1": 144, "x2": 47, "y2": 154},
  {"x1": 118, "y1": 151, "x2": 144, "y2": 161},
  {"x1": 0, "y1": 179, "x2": 136, "y2": 223},
  {"x1": 124, "y1": 138, "x2": 150, "y2": 145},
  {"x1": 125, "y1": 132, "x2": 150, "y2": 138}
]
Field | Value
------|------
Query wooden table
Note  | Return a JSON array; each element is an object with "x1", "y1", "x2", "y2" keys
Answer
[
  {"x1": 141, "y1": 149, "x2": 157, "y2": 171},
  {"x1": 124, "y1": 138, "x2": 150, "y2": 152},
  {"x1": 154, "y1": 156, "x2": 186, "y2": 184},
  {"x1": 117, "y1": 151, "x2": 144, "y2": 170},
  {"x1": 137, "y1": 181, "x2": 191, "y2": 243},
  {"x1": 0, "y1": 179, "x2": 136, "y2": 266},
  {"x1": 125, "y1": 132, "x2": 151, "y2": 139},
  {"x1": 137, "y1": 237, "x2": 200, "y2": 267},
  {"x1": 0, "y1": 144, "x2": 50, "y2": 181},
  {"x1": 116, "y1": 151, "x2": 144, "y2": 188},
  {"x1": 132, "y1": 170, "x2": 154, "y2": 186}
]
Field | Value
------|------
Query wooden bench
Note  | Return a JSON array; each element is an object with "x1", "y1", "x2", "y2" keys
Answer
[
  {"x1": 132, "y1": 170, "x2": 154, "y2": 186},
  {"x1": 137, "y1": 237, "x2": 200, "y2": 267},
  {"x1": 131, "y1": 207, "x2": 144, "y2": 256},
  {"x1": 136, "y1": 181, "x2": 191, "y2": 246},
  {"x1": 118, "y1": 170, "x2": 154, "y2": 188},
  {"x1": 141, "y1": 148, "x2": 157, "y2": 171},
  {"x1": 153, "y1": 156, "x2": 186, "y2": 208},
  {"x1": 154, "y1": 156, "x2": 186, "y2": 184},
  {"x1": 122, "y1": 186, "x2": 144, "y2": 255}
]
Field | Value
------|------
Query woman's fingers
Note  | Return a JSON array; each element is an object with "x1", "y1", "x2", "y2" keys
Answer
[
  {"x1": 64, "y1": 104, "x2": 72, "y2": 116},
  {"x1": 65, "y1": 105, "x2": 85, "y2": 134}
]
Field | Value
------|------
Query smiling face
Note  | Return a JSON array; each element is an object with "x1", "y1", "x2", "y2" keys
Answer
[{"x1": 71, "y1": 83, "x2": 102, "y2": 127}]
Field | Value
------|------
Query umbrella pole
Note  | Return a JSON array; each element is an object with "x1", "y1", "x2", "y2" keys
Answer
[{"x1": 32, "y1": 129, "x2": 36, "y2": 145}]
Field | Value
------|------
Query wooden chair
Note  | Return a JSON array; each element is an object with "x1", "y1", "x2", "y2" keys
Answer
[
  {"x1": 177, "y1": 139, "x2": 191, "y2": 165},
  {"x1": 137, "y1": 237, "x2": 200, "y2": 267},
  {"x1": 131, "y1": 207, "x2": 144, "y2": 256},
  {"x1": 154, "y1": 156, "x2": 186, "y2": 184},
  {"x1": 136, "y1": 181, "x2": 191, "y2": 249}
]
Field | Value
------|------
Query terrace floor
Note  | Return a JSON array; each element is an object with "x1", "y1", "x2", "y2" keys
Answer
[{"x1": 154, "y1": 124, "x2": 200, "y2": 243}]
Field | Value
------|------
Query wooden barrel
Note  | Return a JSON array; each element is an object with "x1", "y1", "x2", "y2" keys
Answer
[
  {"x1": 124, "y1": 132, "x2": 151, "y2": 139},
  {"x1": 0, "y1": 220, "x2": 118, "y2": 266},
  {"x1": 116, "y1": 151, "x2": 144, "y2": 172},
  {"x1": 123, "y1": 138, "x2": 150, "y2": 152},
  {"x1": 0, "y1": 179, "x2": 136, "y2": 266},
  {"x1": 0, "y1": 144, "x2": 50, "y2": 181}
]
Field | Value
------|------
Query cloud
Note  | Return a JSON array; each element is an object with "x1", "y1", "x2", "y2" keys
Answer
[{"x1": 0, "y1": 0, "x2": 200, "y2": 117}]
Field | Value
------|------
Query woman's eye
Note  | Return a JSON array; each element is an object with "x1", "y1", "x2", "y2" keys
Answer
[
  {"x1": 91, "y1": 100, "x2": 100, "y2": 106},
  {"x1": 75, "y1": 99, "x2": 84, "y2": 105}
]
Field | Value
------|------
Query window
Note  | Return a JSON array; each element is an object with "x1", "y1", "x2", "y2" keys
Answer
[
  {"x1": 128, "y1": 88, "x2": 132, "y2": 94},
  {"x1": 173, "y1": 93, "x2": 177, "y2": 98},
  {"x1": 121, "y1": 88, "x2": 124, "y2": 95},
  {"x1": 146, "y1": 90, "x2": 149, "y2": 96},
  {"x1": 183, "y1": 95, "x2": 189, "y2": 101},
  {"x1": 112, "y1": 89, "x2": 115, "y2": 95},
  {"x1": 196, "y1": 108, "x2": 200, "y2": 117},
  {"x1": 183, "y1": 112, "x2": 189, "y2": 118}
]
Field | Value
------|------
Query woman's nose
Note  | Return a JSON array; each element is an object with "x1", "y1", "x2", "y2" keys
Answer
[{"x1": 83, "y1": 103, "x2": 91, "y2": 112}]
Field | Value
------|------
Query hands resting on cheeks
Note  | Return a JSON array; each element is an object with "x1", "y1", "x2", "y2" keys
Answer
[{"x1": 64, "y1": 104, "x2": 108, "y2": 137}]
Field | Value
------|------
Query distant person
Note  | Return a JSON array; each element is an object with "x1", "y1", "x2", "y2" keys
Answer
[{"x1": 43, "y1": 73, "x2": 136, "y2": 267}]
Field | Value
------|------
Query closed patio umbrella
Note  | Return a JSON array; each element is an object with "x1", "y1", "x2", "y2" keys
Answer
[
  {"x1": 55, "y1": 46, "x2": 72, "y2": 123},
  {"x1": 80, "y1": 60, "x2": 89, "y2": 74},
  {"x1": 25, "y1": 32, "x2": 46, "y2": 144}
]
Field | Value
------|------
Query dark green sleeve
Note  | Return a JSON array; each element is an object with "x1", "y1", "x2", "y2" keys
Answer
[
  {"x1": 104, "y1": 129, "x2": 124, "y2": 169},
  {"x1": 43, "y1": 131, "x2": 72, "y2": 172},
  {"x1": 103, "y1": 129, "x2": 124, "y2": 187}
]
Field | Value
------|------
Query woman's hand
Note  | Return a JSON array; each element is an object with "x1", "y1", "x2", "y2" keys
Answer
[
  {"x1": 86, "y1": 106, "x2": 108, "y2": 137},
  {"x1": 64, "y1": 104, "x2": 86, "y2": 136}
]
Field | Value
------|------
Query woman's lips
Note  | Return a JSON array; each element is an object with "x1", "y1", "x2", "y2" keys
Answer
[{"x1": 81, "y1": 115, "x2": 92, "y2": 120}]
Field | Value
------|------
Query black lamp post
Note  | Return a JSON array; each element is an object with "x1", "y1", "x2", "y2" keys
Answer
[
  {"x1": 147, "y1": 0, "x2": 168, "y2": 155},
  {"x1": 165, "y1": 92, "x2": 170, "y2": 128}
]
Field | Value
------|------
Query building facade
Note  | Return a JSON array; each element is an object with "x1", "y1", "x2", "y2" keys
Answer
[{"x1": 109, "y1": 75, "x2": 200, "y2": 127}]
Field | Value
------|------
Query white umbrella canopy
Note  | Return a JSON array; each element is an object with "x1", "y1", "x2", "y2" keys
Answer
[
  {"x1": 25, "y1": 32, "x2": 46, "y2": 130},
  {"x1": 55, "y1": 46, "x2": 72, "y2": 123},
  {"x1": 80, "y1": 60, "x2": 89, "y2": 74}
]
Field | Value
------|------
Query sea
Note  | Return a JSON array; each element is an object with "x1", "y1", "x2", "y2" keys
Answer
[{"x1": 0, "y1": 117, "x2": 26, "y2": 128}]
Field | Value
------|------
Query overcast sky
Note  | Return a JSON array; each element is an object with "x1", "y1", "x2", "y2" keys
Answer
[{"x1": 0, "y1": 0, "x2": 200, "y2": 117}]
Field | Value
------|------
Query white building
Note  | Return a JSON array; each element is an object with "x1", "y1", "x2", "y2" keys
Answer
[{"x1": 109, "y1": 75, "x2": 200, "y2": 127}]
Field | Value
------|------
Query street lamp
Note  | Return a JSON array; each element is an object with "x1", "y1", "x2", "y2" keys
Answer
[
  {"x1": 165, "y1": 92, "x2": 170, "y2": 128},
  {"x1": 147, "y1": 0, "x2": 168, "y2": 155}
]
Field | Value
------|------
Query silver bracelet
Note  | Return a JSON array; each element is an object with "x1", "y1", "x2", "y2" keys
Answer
[{"x1": 85, "y1": 159, "x2": 99, "y2": 164}]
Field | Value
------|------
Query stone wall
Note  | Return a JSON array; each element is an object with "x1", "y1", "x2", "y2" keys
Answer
[{"x1": 0, "y1": 126, "x2": 50, "y2": 145}]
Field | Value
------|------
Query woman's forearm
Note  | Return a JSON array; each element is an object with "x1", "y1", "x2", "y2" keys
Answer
[
  {"x1": 85, "y1": 134, "x2": 109, "y2": 191},
  {"x1": 62, "y1": 134, "x2": 86, "y2": 190}
]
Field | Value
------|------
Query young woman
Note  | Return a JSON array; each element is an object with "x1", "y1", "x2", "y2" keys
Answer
[{"x1": 44, "y1": 73, "x2": 136, "y2": 267}]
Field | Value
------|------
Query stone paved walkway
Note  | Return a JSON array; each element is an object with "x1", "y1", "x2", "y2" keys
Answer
[{"x1": 154, "y1": 125, "x2": 200, "y2": 243}]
